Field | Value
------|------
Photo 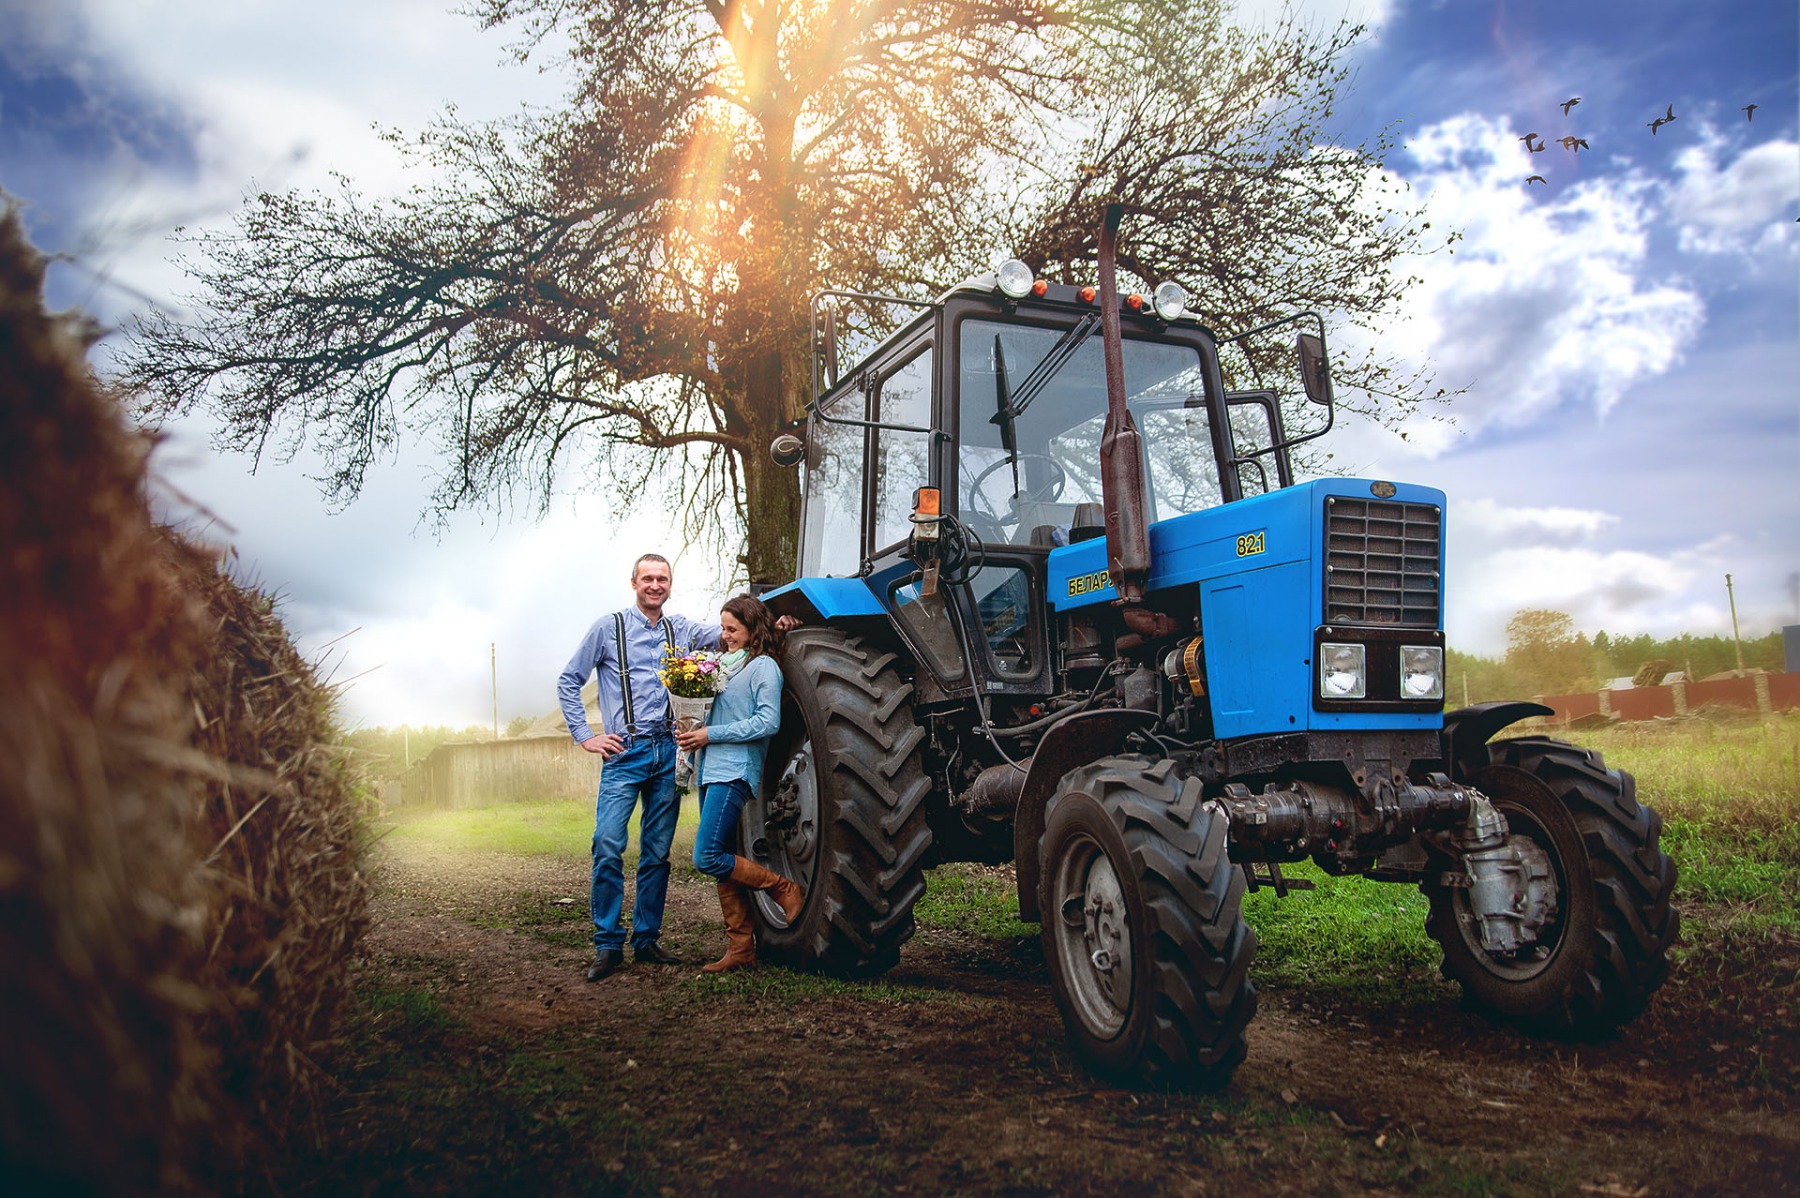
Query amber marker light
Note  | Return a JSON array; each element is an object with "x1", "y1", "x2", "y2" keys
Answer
[
  {"x1": 1031, "y1": 279, "x2": 1048, "y2": 297},
  {"x1": 1126, "y1": 293, "x2": 1145, "y2": 310},
  {"x1": 1079, "y1": 285, "x2": 1097, "y2": 303}
]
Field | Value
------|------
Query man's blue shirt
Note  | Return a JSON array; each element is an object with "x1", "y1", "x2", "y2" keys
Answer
[{"x1": 558, "y1": 607, "x2": 722, "y2": 744}]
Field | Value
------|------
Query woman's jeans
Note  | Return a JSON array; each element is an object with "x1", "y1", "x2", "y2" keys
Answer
[
  {"x1": 590, "y1": 735, "x2": 679, "y2": 952},
  {"x1": 692, "y1": 778, "x2": 752, "y2": 878}
]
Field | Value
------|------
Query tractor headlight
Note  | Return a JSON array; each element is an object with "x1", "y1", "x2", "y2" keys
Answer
[
  {"x1": 1152, "y1": 280, "x2": 1188, "y2": 321},
  {"x1": 1319, "y1": 642, "x2": 1366, "y2": 699},
  {"x1": 996, "y1": 258, "x2": 1035, "y2": 299},
  {"x1": 1400, "y1": 645, "x2": 1445, "y2": 700}
]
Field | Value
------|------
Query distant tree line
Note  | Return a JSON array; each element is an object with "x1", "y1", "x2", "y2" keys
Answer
[{"x1": 1448, "y1": 608, "x2": 1786, "y2": 706}]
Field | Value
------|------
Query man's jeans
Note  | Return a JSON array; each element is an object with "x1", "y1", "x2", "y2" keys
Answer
[{"x1": 589, "y1": 735, "x2": 679, "y2": 952}]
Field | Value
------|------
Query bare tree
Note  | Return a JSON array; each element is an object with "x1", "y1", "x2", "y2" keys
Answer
[{"x1": 120, "y1": 0, "x2": 1448, "y2": 586}]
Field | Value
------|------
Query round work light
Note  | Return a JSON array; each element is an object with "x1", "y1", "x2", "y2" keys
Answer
[
  {"x1": 996, "y1": 259, "x2": 1035, "y2": 299},
  {"x1": 1153, "y1": 280, "x2": 1189, "y2": 321}
]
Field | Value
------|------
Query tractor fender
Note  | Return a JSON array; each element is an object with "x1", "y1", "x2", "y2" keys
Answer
[
  {"x1": 1013, "y1": 707, "x2": 1159, "y2": 922},
  {"x1": 1441, "y1": 701, "x2": 1556, "y2": 783}
]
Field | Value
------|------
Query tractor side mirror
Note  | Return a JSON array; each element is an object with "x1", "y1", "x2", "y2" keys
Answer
[
  {"x1": 1297, "y1": 333, "x2": 1333, "y2": 407},
  {"x1": 770, "y1": 432, "x2": 805, "y2": 468}
]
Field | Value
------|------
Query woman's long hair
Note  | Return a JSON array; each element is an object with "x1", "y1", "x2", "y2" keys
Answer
[{"x1": 721, "y1": 593, "x2": 782, "y2": 660}]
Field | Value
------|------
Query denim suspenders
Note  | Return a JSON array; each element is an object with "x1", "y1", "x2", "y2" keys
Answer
[{"x1": 613, "y1": 612, "x2": 678, "y2": 738}]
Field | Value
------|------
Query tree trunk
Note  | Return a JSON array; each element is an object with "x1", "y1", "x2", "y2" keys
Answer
[{"x1": 738, "y1": 340, "x2": 805, "y2": 588}]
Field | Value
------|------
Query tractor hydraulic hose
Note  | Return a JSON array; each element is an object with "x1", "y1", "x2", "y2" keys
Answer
[{"x1": 989, "y1": 668, "x2": 1119, "y2": 740}]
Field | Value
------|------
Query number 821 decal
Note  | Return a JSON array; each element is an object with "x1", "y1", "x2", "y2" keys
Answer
[{"x1": 1235, "y1": 530, "x2": 1266, "y2": 557}]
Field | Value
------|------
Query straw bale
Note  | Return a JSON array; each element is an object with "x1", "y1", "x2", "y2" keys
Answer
[
  {"x1": 0, "y1": 206, "x2": 369, "y2": 1191},
  {"x1": 0, "y1": 207, "x2": 215, "y2": 1191},
  {"x1": 177, "y1": 546, "x2": 371, "y2": 1156}
]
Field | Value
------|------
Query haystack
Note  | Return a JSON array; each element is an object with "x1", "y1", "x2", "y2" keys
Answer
[{"x1": 0, "y1": 206, "x2": 367, "y2": 1192}]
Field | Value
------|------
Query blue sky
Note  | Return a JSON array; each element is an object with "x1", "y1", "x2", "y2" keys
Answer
[{"x1": 1, "y1": 0, "x2": 1795, "y2": 727}]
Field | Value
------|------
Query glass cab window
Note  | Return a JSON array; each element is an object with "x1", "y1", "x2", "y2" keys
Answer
[
  {"x1": 969, "y1": 563, "x2": 1037, "y2": 675},
  {"x1": 957, "y1": 319, "x2": 1219, "y2": 545},
  {"x1": 799, "y1": 383, "x2": 866, "y2": 578},
  {"x1": 871, "y1": 347, "x2": 934, "y2": 552}
]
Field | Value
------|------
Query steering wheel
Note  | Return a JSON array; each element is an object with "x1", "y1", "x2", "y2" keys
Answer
[{"x1": 964, "y1": 454, "x2": 1069, "y2": 525}]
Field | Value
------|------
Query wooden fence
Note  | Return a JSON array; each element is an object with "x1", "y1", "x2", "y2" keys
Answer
[
  {"x1": 389, "y1": 735, "x2": 597, "y2": 811},
  {"x1": 1533, "y1": 671, "x2": 1800, "y2": 726}
]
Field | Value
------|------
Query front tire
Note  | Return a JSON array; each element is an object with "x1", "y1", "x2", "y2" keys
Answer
[
  {"x1": 1425, "y1": 736, "x2": 1678, "y2": 1031},
  {"x1": 738, "y1": 629, "x2": 932, "y2": 976},
  {"x1": 1039, "y1": 757, "x2": 1258, "y2": 1088}
]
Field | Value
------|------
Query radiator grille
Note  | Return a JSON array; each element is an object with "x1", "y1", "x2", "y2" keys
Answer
[{"x1": 1324, "y1": 497, "x2": 1442, "y2": 627}]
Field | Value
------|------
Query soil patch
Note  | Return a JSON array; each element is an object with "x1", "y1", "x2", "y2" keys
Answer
[{"x1": 283, "y1": 840, "x2": 1800, "y2": 1195}]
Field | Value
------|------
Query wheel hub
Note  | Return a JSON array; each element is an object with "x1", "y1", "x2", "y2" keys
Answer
[
  {"x1": 1052, "y1": 838, "x2": 1133, "y2": 1037},
  {"x1": 745, "y1": 737, "x2": 819, "y2": 926}
]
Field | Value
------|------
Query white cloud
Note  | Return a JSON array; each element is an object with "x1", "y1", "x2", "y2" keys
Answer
[
  {"x1": 1443, "y1": 524, "x2": 1743, "y2": 655},
  {"x1": 31, "y1": 0, "x2": 570, "y2": 323},
  {"x1": 150, "y1": 415, "x2": 732, "y2": 730},
  {"x1": 1362, "y1": 113, "x2": 1705, "y2": 452},
  {"x1": 1665, "y1": 129, "x2": 1800, "y2": 255},
  {"x1": 1231, "y1": 0, "x2": 1398, "y2": 34},
  {"x1": 1453, "y1": 497, "x2": 1619, "y2": 544}
]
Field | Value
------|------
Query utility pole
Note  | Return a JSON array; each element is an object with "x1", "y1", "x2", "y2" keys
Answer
[
  {"x1": 1725, "y1": 574, "x2": 1745, "y2": 672},
  {"x1": 491, "y1": 641, "x2": 500, "y2": 739}
]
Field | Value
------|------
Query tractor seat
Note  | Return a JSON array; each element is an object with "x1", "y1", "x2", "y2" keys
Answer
[{"x1": 1070, "y1": 502, "x2": 1105, "y2": 543}]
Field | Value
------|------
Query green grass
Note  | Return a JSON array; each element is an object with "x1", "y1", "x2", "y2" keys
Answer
[
  {"x1": 468, "y1": 891, "x2": 595, "y2": 948},
  {"x1": 1563, "y1": 713, "x2": 1800, "y2": 935},
  {"x1": 383, "y1": 798, "x2": 596, "y2": 856},
  {"x1": 1569, "y1": 711, "x2": 1800, "y2": 835},
  {"x1": 374, "y1": 715, "x2": 1800, "y2": 977},
  {"x1": 680, "y1": 966, "x2": 957, "y2": 1006},
  {"x1": 915, "y1": 863, "x2": 1039, "y2": 940},
  {"x1": 381, "y1": 794, "x2": 704, "y2": 862},
  {"x1": 1240, "y1": 865, "x2": 1444, "y2": 1003}
]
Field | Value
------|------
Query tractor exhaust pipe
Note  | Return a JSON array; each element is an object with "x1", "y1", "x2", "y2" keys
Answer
[{"x1": 1096, "y1": 203, "x2": 1151, "y2": 608}]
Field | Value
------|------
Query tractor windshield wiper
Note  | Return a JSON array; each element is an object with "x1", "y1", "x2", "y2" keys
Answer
[
  {"x1": 991, "y1": 336, "x2": 1022, "y2": 496},
  {"x1": 988, "y1": 315, "x2": 1100, "y2": 491}
]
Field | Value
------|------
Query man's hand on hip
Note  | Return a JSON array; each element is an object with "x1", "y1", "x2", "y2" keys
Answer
[{"x1": 581, "y1": 733, "x2": 626, "y2": 758}]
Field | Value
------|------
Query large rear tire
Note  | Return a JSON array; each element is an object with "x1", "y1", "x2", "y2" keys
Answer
[
  {"x1": 737, "y1": 629, "x2": 932, "y2": 976},
  {"x1": 1425, "y1": 736, "x2": 1678, "y2": 1031},
  {"x1": 1039, "y1": 757, "x2": 1258, "y2": 1088}
]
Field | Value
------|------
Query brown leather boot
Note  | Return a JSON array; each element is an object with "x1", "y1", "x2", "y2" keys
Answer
[
  {"x1": 702, "y1": 880, "x2": 756, "y2": 973},
  {"x1": 729, "y1": 856, "x2": 805, "y2": 923}
]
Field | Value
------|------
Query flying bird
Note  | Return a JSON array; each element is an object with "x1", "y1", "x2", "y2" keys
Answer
[
  {"x1": 1526, "y1": 175, "x2": 1547, "y2": 186},
  {"x1": 1557, "y1": 135, "x2": 1589, "y2": 152},
  {"x1": 1648, "y1": 104, "x2": 1676, "y2": 135},
  {"x1": 1743, "y1": 103, "x2": 1758, "y2": 122},
  {"x1": 1561, "y1": 97, "x2": 1581, "y2": 115},
  {"x1": 1519, "y1": 132, "x2": 1541, "y2": 148}
]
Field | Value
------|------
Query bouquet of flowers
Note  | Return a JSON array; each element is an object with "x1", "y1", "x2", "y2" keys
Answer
[{"x1": 661, "y1": 644, "x2": 727, "y2": 787}]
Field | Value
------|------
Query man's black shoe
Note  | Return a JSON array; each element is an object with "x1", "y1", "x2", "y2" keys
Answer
[
  {"x1": 586, "y1": 948, "x2": 625, "y2": 982},
  {"x1": 634, "y1": 941, "x2": 682, "y2": 966}
]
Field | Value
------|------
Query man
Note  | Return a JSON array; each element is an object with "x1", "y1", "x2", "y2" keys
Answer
[{"x1": 558, "y1": 553, "x2": 720, "y2": 981}]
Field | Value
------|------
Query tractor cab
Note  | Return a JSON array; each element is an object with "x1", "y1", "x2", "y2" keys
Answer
[{"x1": 787, "y1": 269, "x2": 1314, "y2": 706}]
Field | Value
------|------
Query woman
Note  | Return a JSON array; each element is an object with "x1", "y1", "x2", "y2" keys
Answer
[{"x1": 674, "y1": 593, "x2": 804, "y2": 972}]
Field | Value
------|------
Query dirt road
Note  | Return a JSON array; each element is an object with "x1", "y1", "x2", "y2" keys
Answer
[{"x1": 288, "y1": 842, "x2": 1799, "y2": 1196}]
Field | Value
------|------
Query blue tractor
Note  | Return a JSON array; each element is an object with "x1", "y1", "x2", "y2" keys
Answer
[{"x1": 752, "y1": 208, "x2": 1677, "y2": 1088}]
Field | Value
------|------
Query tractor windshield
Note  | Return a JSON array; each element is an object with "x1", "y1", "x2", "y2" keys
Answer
[{"x1": 957, "y1": 319, "x2": 1223, "y2": 546}]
